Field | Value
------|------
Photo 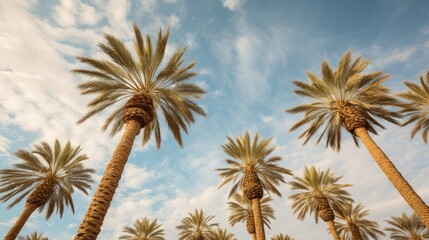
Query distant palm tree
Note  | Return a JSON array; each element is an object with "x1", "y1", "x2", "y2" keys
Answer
[
  {"x1": 227, "y1": 192, "x2": 275, "y2": 240},
  {"x1": 176, "y1": 209, "x2": 218, "y2": 240},
  {"x1": 73, "y1": 24, "x2": 206, "y2": 239},
  {"x1": 217, "y1": 131, "x2": 292, "y2": 240},
  {"x1": 397, "y1": 71, "x2": 429, "y2": 143},
  {"x1": 334, "y1": 202, "x2": 384, "y2": 240},
  {"x1": 289, "y1": 166, "x2": 352, "y2": 240},
  {"x1": 0, "y1": 139, "x2": 94, "y2": 240},
  {"x1": 270, "y1": 233, "x2": 294, "y2": 240},
  {"x1": 17, "y1": 231, "x2": 48, "y2": 240},
  {"x1": 385, "y1": 212, "x2": 429, "y2": 240},
  {"x1": 119, "y1": 217, "x2": 165, "y2": 240},
  {"x1": 210, "y1": 228, "x2": 237, "y2": 240},
  {"x1": 286, "y1": 51, "x2": 429, "y2": 227}
]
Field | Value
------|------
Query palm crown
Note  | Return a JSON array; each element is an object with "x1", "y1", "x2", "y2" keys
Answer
[
  {"x1": 119, "y1": 217, "x2": 165, "y2": 240},
  {"x1": 334, "y1": 203, "x2": 385, "y2": 240},
  {"x1": 17, "y1": 231, "x2": 48, "y2": 240},
  {"x1": 385, "y1": 212, "x2": 429, "y2": 240},
  {"x1": 74, "y1": 23, "x2": 206, "y2": 148},
  {"x1": 0, "y1": 139, "x2": 94, "y2": 219},
  {"x1": 176, "y1": 209, "x2": 218, "y2": 240},
  {"x1": 210, "y1": 228, "x2": 237, "y2": 240},
  {"x1": 286, "y1": 51, "x2": 400, "y2": 151},
  {"x1": 289, "y1": 166, "x2": 352, "y2": 223},
  {"x1": 217, "y1": 131, "x2": 292, "y2": 198},
  {"x1": 227, "y1": 192, "x2": 275, "y2": 230},
  {"x1": 397, "y1": 71, "x2": 429, "y2": 143},
  {"x1": 270, "y1": 233, "x2": 294, "y2": 240}
]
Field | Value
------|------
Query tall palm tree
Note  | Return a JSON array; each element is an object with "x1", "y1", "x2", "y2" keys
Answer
[
  {"x1": 210, "y1": 228, "x2": 237, "y2": 240},
  {"x1": 270, "y1": 233, "x2": 294, "y2": 240},
  {"x1": 227, "y1": 192, "x2": 275, "y2": 240},
  {"x1": 0, "y1": 139, "x2": 94, "y2": 240},
  {"x1": 289, "y1": 166, "x2": 352, "y2": 240},
  {"x1": 217, "y1": 131, "x2": 292, "y2": 240},
  {"x1": 286, "y1": 50, "x2": 429, "y2": 227},
  {"x1": 176, "y1": 209, "x2": 218, "y2": 240},
  {"x1": 397, "y1": 71, "x2": 429, "y2": 143},
  {"x1": 73, "y1": 24, "x2": 206, "y2": 239},
  {"x1": 334, "y1": 202, "x2": 385, "y2": 240},
  {"x1": 385, "y1": 212, "x2": 429, "y2": 240},
  {"x1": 119, "y1": 217, "x2": 165, "y2": 240},
  {"x1": 17, "y1": 231, "x2": 49, "y2": 240}
]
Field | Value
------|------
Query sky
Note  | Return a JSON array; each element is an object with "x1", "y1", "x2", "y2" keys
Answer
[{"x1": 0, "y1": 0, "x2": 429, "y2": 239}]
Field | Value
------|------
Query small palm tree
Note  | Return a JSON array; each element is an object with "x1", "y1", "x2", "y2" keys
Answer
[
  {"x1": 17, "y1": 231, "x2": 48, "y2": 240},
  {"x1": 0, "y1": 139, "x2": 94, "y2": 240},
  {"x1": 73, "y1": 23, "x2": 206, "y2": 239},
  {"x1": 217, "y1": 131, "x2": 292, "y2": 240},
  {"x1": 385, "y1": 212, "x2": 429, "y2": 240},
  {"x1": 286, "y1": 50, "x2": 429, "y2": 227},
  {"x1": 119, "y1": 217, "x2": 165, "y2": 240},
  {"x1": 210, "y1": 228, "x2": 237, "y2": 240},
  {"x1": 397, "y1": 71, "x2": 429, "y2": 143},
  {"x1": 176, "y1": 209, "x2": 218, "y2": 240},
  {"x1": 334, "y1": 202, "x2": 385, "y2": 240},
  {"x1": 227, "y1": 192, "x2": 275, "y2": 240},
  {"x1": 289, "y1": 166, "x2": 352, "y2": 240},
  {"x1": 271, "y1": 233, "x2": 294, "y2": 240}
]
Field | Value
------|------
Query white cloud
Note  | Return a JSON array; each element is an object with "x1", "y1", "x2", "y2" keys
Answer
[
  {"x1": 0, "y1": 135, "x2": 11, "y2": 154},
  {"x1": 141, "y1": 0, "x2": 156, "y2": 12},
  {"x1": 78, "y1": 2, "x2": 101, "y2": 26},
  {"x1": 122, "y1": 163, "x2": 156, "y2": 189},
  {"x1": 368, "y1": 45, "x2": 417, "y2": 69},
  {"x1": 53, "y1": 0, "x2": 77, "y2": 27},
  {"x1": 221, "y1": 0, "x2": 243, "y2": 11},
  {"x1": 168, "y1": 14, "x2": 180, "y2": 29}
]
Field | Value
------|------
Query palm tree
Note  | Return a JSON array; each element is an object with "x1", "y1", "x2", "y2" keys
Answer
[
  {"x1": 227, "y1": 192, "x2": 275, "y2": 240},
  {"x1": 176, "y1": 209, "x2": 218, "y2": 240},
  {"x1": 119, "y1": 217, "x2": 165, "y2": 240},
  {"x1": 289, "y1": 166, "x2": 352, "y2": 240},
  {"x1": 397, "y1": 71, "x2": 429, "y2": 143},
  {"x1": 210, "y1": 228, "x2": 237, "y2": 240},
  {"x1": 17, "y1": 231, "x2": 49, "y2": 240},
  {"x1": 334, "y1": 202, "x2": 384, "y2": 240},
  {"x1": 217, "y1": 131, "x2": 292, "y2": 240},
  {"x1": 286, "y1": 50, "x2": 429, "y2": 227},
  {"x1": 73, "y1": 24, "x2": 206, "y2": 239},
  {"x1": 270, "y1": 233, "x2": 294, "y2": 240},
  {"x1": 0, "y1": 139, "x2": 94, "y2": 240},
  {"x1": 385, "y1": 212, "x2": 429, "y2": 240}
]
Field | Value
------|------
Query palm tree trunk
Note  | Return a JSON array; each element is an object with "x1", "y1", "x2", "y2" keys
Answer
[
  {"x1": 355, "y1": 127, "x2": 429, "y2": 228},
  {"x1": 74, "y1": 120, "x2": 141, "y2": 240},
  {"x1": 350, "y1": 224, "x2": 363, "y2": 240},
  {"x1": 251, "y1": 233, "x2": 257, "y2": 240},
  {"x1": 326, "y1": 220, "x2": 341, "y2": 240},
  {"x1": 4, "y1": 203, "x2": 37, "y2": 240},
  {"x1": 252, "y1": 198, "x2": 265, "y2": 240}
]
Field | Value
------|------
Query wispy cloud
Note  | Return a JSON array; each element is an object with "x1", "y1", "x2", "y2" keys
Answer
[{"x1": 220, "y1": 0, "x2": 244, "y2": 11}]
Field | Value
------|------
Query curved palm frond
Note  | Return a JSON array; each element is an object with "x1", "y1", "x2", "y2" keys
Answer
[
  {"x1": 227, "y1": 192, "x2": 275, "y2": 228},
  {"x1": 176, "y1": 209, "x2": 218, "y2": 240},
  {"x1": 210, "y1": 228, "x2": 237, "y2": 240},
  {"x1": 385, "y1": 212, "x2": 429, "y2": 240},
  {"x1": 0, "y1": 139, "x2": 94, "y2": 219},
  {"x1": 334, "y1": 202, "x2": 385, "y2": 240},
  {"x1": 119, "y1": 217, "x2": 165, "y2": 240},
  {"x1": 397, "y1": 71, "x2": 429, "y2": 143},
  {"x1": 17, "y1": 231, "x2": 48, "y2": 240},
  {"x1": 216, "y1": 131, "x2": 292, "y2": 198},
  {"x1": 74, "y1": 23, "x2": 206, "y2": 148},
  {"x1": 288, "y1": 166, "x2": 352, "y2": 224},
  {"x1": 270, "y1": 233, "x2": 294, "y2": 240},
  {"x1": 286, "y1": 50, "x2": 400, "y2": 151}
]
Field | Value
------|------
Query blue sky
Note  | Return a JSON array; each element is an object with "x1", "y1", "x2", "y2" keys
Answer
[{"x1": 0, "y1": 0, "x2": 429, "y2": 239}]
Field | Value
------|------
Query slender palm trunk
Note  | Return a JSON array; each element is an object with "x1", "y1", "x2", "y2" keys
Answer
[
  {"x1": 355, "y1": 127, "x2": 429, "y2": 228},
  {"x1": 74, "y1": 120, "x2": 141, "y2": 240},
  {"x1": 252, "y1": 198, "x2": 265, "y2": 240},
  {"x1": 4, "y1": 203, "x2": 37, "y2": 240},
  {"x1": 350, "y1": 224, "x2": 363, "y2": 240},
  {"x1": 326, "y1": 220, "x2": 341, "y2": 240},
  {"x1": 251, "y1": 233, "x2": 257, "y2": 240}
]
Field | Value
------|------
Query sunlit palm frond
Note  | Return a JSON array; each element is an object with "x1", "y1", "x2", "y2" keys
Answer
[
  {"x1": 288, "y1": 166, "x2": 352, "y2": 224},
  {"x1": 17, "y1": 231, "x2": 48, "y2": 240},
  {"x1": 210, "y1": 228, "x2": 237, "y2": 240},
  {"x1": 176, "y1": 209, "x2": 218, "y2": 240},
  {"x1": 0, "y1": 139, "x2": 94, "y2": 219},
  {"x1": 119, "y1": 217, "x2": 165, "y2": 240},
  {"x1": 286, "y1": 50, "x2": 400, "y2": 151},
  {"x1": 270, "y1": 233, "x2": 294, "y2": 240},
  {"x1": 385, "y1": 212, "x2": 429, "y2": 240},
  {"x1": 74, "y1": 23, "x2": 206, "y2": 148}
]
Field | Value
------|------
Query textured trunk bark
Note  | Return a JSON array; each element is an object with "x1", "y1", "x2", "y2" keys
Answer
[
  {"x1": 4, "y1": 203, "x2": 37, "y2": 240},
  {"x1": 326, "y1": 220, "x2": 341, "y2": 240},
  {"x1": 355, "y1": 127, "x2": 429, "y2": 228},
  {"x1": 251, "y1": 233, "x2": 257, "y2": 240},
  {"x1": 349, "y1": 224, "x2": 363, "y2": 240},
  {"x1": 252, "y1": 198, "x2": 265, "y2": 240},
  {"x1": 74, "y1": 120, "x2": 141, "y2": 240}
]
